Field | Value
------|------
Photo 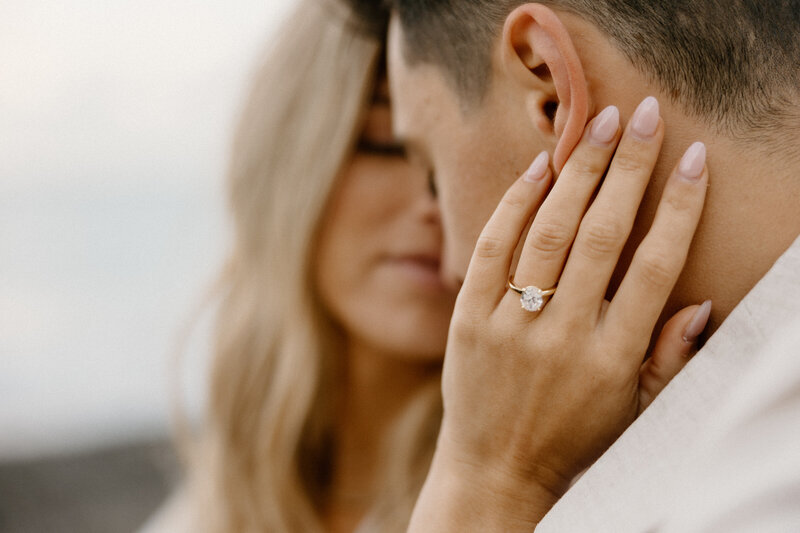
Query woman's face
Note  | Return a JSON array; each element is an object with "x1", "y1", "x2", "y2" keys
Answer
[{"x1": 316, "y1": 82, "x2": 456, "y2": 361}]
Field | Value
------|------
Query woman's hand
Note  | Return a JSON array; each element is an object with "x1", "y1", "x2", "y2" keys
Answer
[{"x1": 409, "y1": 97, "x2": 711, "y2": 531}]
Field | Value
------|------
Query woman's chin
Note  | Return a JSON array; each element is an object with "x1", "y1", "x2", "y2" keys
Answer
[
  {"x1": 373, "y1": 340, "x2": 447, "y2": 362},
  {"x1": 362, "y1": 311, "x2": 450, "y2": 361}
]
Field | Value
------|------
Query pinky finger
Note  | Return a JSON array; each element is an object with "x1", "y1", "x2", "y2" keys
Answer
[
  {"x1": 461, "y1": 151, "x2": 552, "y2": 309},
  {"x1": 638, "y1": 300, "x2": 712, "y2": 412}
]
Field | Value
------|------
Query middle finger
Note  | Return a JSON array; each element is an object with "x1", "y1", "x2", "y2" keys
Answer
[
  {"x1": 509, "y1": 105, "x2": 621, "y2": 305},
  {"x1": 555, "y1": 96, "x2": 664, "y2": 311}
]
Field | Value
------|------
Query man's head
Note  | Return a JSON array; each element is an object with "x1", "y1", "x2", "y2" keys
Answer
[
  {"x1": 391, "y1": 1, "x2": 800, "y2": 131},
  {"x1": 375, "y1": 1, "x2": 800, "y2": 293}
]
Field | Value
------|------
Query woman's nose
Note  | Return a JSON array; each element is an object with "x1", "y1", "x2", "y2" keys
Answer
[
  {"x1": 417, "y1": 192, "x2": 441, "y2": 226},
  {"x1": 426, "y1": 170, "x2": 438, "y2": 199},
  {"x1": 419, "y1": 184, "x2": 441, "y2": 223},
  {"x1": 406, "y1": 164, "x2": 441, "y2": 224}
]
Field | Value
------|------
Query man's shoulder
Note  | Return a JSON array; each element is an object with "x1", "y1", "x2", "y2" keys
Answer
[
  {"x1": 660, "y1": 315, "x2": 800, "y2": 532},
  {"x1": 537, "y1": 313, "x2": 800, "y2": 532}
]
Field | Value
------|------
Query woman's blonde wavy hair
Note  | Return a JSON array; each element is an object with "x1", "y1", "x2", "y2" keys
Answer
[{"x1": 181, "y1": 0, "x2": 442, "y2": 531}]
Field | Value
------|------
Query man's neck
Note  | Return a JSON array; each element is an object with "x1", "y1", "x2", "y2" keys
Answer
[
  {"x1": 671, "y1": 133, "x2": 800, "y2": 331},
  {"x1": 576, "y1": 18, "x2": 800, "y2": 332}
]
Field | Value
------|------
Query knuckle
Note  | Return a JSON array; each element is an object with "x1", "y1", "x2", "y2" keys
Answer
[
  {"x1": 528, "y1": 221, "x2": 573, "y2": 254},
  {"x1": 532, "y1": 332, "x2": 562, "y2": 360},
  {"x1": 578, "y1": 215, "x2": 625, "y2": 258},
  {"x1": 637, "y1": 250, "x2": 678, "y2": 290},
  {"x1": 597, "y1": 360, "x2": 630, "y2": 387},
  {"x1": 663, "y1": 185, "x2": 695, "y2": 214},
  {"x1": 593, "y1": 346, "x2": 636, "y2": 382},
  {"x1": 605, "y1": 332, "x2": 646, "y2": 365},
  {"x1": 569, "y1": 156, "x2": 608, "y2": 178},
  {"x1": 644, "y1": 354, "x2": 667, "y2": 381},
  {"x1": 474, "y1": 233, "x2": 506, "y2": 259},
  {"x1": 533, "y1": 321, "x2": 576, "y2": 358},
  {"x1": 611, "y1": 151, "x2": 646, "y2": 174},
  {"x1": 501, "y1": 189, "x2": 528, "y2": 212},
  {"x1": 561, "y1": 310, "x2": 594, "y2": 336},
  {"x1": 494, "y1": 317, "x2": 520, "y2": 342}
]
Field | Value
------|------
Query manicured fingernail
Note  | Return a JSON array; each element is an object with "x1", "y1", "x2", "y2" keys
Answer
[
  {"x1": 524, "y1": 151, "x2": 550, "y2": 182},
  {"x1": 631, "y1": 96, "x2": 660, "y2": 139},
  {"x1": 589, "y1": 105, "x2": 619, "y2": 145},
  {"x1": 682, "y1": 300, "x2": 712, "y2": 345},
  {"x1": 678, "y1": 142, "x2": 706, "y2": 181}
]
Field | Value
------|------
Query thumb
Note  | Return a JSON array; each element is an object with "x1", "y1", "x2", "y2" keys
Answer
[{"x1": 638, "y1": 300, "x2": 712, "y2": 412}]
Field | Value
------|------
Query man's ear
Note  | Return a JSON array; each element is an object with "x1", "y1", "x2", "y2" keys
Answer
[{"x1": 501, "y1": 4, "x2": 589, "y2": 172}]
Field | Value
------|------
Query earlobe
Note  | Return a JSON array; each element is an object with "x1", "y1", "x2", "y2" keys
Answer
[{"x1": 503, "y1": 4, "x2": 589, "y2": 172}]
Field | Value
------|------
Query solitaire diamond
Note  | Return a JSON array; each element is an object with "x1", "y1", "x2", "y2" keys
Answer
[{"x1": 520, "y1": 286, "x2": 544, "y2": 312}]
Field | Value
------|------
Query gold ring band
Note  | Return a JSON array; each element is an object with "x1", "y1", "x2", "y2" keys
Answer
[{"x1": 507, "y1": 277, "x2": 557, "y2": 296}]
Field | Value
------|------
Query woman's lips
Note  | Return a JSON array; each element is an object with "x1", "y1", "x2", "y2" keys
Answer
[{"x1": 384, "y1": 254, "x2": 445, "y2": 290}]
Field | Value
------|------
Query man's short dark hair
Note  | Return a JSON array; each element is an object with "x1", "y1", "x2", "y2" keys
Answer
[
  {"x1": 355, "y1": 0, "x2": 800, "y2": 141},
  {"x1": 345, "y1": 0, "x2": 390, "y2": 38}
]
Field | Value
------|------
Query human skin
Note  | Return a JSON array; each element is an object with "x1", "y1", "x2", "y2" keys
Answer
[
  {"x1": 314, "y1": 83, "x2": 456, "y2": 531},
  {"x1": 316, "y1": 83, "x2": 456, "y2": 362},
  {"x1": 387, "y1": 2, "x2": 800, "y2": 530},
  {"x1": 316, "y1": 76, "x2": 709, "y2": 531},
  {"x1": 406, "y1": 100, "x2": 711, "y2": 531},
  {"x1": 389, "y1": 6, "x2": 800, "y2": 334}
]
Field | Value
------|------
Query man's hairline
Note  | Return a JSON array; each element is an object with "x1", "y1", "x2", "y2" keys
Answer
[{"x1": 389, "y1": 9, "x2": 495, "y2": 114}]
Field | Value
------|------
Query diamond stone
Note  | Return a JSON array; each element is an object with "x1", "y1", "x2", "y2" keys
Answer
[{"x1": 520, "y1": 286, "x2": 544, "y2": 312}]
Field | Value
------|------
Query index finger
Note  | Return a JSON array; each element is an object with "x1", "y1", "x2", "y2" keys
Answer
[{"x1": 461, "y1": 151, "x2": 552, "y2": 311}]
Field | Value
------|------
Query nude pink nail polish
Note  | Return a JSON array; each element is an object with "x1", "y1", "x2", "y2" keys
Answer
[
  {"x1": 524, "y1": 151, "x2": 550, "y2": 182},
  {"x1": 678, "y1": 142, "x2": 707, "y2": 181},
  {"x1": 631, "y1": 96, "x2": 660, "y2": 139},
  {"x1": 589, "y1": 105, "x2": 619, "y2": 145},
  {"x1": 682, "y1": 300, "x2": 712, "y2": 345}
]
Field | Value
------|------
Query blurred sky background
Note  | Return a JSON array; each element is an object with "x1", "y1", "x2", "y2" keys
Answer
[{"x1": 1, "y1": 0, "x2": 296, "y2": 460}]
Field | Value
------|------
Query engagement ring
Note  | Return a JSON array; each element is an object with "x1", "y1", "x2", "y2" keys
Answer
[{"x1": 508, "y1": 276, "x2": 557, "y2": 312}]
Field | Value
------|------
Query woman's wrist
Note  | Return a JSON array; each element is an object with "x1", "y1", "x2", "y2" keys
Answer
[{"x1": 408, "y1": 441, "x2": 567, "y2": 532}]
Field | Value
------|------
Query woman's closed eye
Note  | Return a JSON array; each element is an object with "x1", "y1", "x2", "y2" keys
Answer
[{"x1": 427, "y1": 170, "x2": 437, "y2": 198}]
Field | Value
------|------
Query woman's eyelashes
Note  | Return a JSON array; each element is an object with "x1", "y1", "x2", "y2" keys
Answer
[
  {"x1": 428, "y1": 171, "x2": 437, "y2": 198},
  {"x1": 357, "y1": 138, "x2": 407, "y2": 157}
]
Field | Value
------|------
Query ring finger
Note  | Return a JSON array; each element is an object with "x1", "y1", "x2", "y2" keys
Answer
[{"x1": 507, "y1": 105, "x2": 622, "y2": 310}]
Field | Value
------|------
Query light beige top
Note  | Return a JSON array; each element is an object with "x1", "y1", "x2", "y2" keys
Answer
[{"x1": 537, "y1": 235, "x2": 800, "y2": 532}]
